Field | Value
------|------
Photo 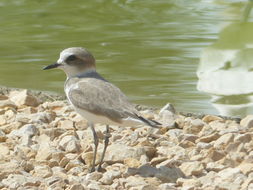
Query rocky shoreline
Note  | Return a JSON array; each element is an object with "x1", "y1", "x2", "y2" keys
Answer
[{"x1": 0, "y1": 88, "x2": 253, "y2": 190}]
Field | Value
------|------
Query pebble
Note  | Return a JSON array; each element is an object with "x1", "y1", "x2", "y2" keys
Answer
[{"x1": 0, "y1": 89, "x2": 252, "y2": 189}]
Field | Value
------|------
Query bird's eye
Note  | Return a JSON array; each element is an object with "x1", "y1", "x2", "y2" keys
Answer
[{"x1": 66, "y1": 55, "x2": 77, "y2": 62}]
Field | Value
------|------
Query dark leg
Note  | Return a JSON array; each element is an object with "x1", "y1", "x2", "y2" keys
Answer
[
  {"x1": 90, "y1": 123, "x2": 98, "y2": 173},
  {"x1": 97, "y1": 125, "x2": 111, "y2": 172}
]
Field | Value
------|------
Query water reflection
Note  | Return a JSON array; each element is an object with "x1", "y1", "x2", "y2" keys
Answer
[{"x1": 197, "y1": 1, "x2": 253, "y2": 117}]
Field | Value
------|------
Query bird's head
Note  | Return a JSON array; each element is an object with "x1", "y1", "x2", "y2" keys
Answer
[{"x1": 43, "y1": 47, "x2": 96, "y2": 77}]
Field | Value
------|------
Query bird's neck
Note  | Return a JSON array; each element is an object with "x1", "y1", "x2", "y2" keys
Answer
[{"x1": 65, "y1": 67, "x2": 96, "y2": 79}]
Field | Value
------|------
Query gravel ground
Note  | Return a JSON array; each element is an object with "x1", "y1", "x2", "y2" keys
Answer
[{"x1": 0, "y1": 88, "x2": 253, "y2": 190}]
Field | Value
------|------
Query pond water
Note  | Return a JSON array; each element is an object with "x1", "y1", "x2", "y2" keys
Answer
[{"x1": 0, "y1": 0, "x2": 252, "y2": 116}]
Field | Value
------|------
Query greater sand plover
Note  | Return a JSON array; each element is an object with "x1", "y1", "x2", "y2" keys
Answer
[{"x1": 43, "y1": 47, "x2": 161, "y2": 172}]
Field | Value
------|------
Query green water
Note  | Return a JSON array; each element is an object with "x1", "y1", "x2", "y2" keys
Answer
[{"x1": 0, "y1": 0, "x2": 252, "y2": 116}]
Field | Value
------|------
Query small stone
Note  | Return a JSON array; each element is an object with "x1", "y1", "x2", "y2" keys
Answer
[
  {"x1": 34, "y1": 165, "x2": 53, "y2": 178},
  {"x1": 58, "y1": 120, "x2": 74, "y2": 130},
  {"x1": 81, "y1": 152, "x2": 97, "y2": 167},
  {"x1": 125, "y1": 176, "x2": 148, "y2": 188},
  {"x1": 178, "y1": 134, "x2": 198, "y2": 143},
  {"x1": 29, "y1": 112, "x2": 56, "y2": 123},
  {"x1": 100, "y1": 170, "x2": 121, "y2": 185},
  {"x1": 87, "y1": 182, "x2": 101, "y2": 190},
  {"x1": 159, "y1": 183, "x2": 177, "y2": 190},
  {"x1": 21, "y1": 161, "x2": 34, "y2": 172},
  {"x1": 159, "y1": 103, "x2": 176, "y2": 115},
  {"x1": 208, "y1": 149, "x2": 225, "y2": 161},
  {"x1": 190, "y1": 119, "x2": 205, "y2": 132},
  {"x1": 104, "y1": 143, "x2": 146, "y2": 163},
  {"x1": 240, "y1": 115, "x2": 253, "y2": 128},
  {"x1": 19, "y1": 107, "x2": 37, "y2": 114},
  {"x1": 213, "y1": 133, "x2": 234, "y2": 149},
  {"x1": 206, "y1": 162, "x2": 225, "y2": 172},
  {"x1": 159, "y1": 109, "x2": 177, "y2": 128},
  {"x1": 150, "y1": 157, "x2": 168, "y2": 166},
  {"x1": 0, "y1": 99, "x2": 17, "y2": 109},
  {"x1": 1, "y1": 121, "x2": 22, "y2": 134},
  {"x1": 4, "y1": 109, "x2": 16, "y2": 120},
  {"x1": 0, "y1": 130, "x2": 7, "y2": 142},
  {"x1": 225, "y1": 141, "x2": 241, "y2": 152},
  {"x1": 46, "y1": 176, "x2": 65, "y2": 189},
  {"x1": 20, "y1": 134, "x2": 33, "y2": 146},
  {"x1": 238, "y1": 162, "x2": 253, "y2": 175},
  {"x1": 202, "y1": 115, "x2": 223, "y2": 123},
  {"x1": 69, "y1": 184, "x2": 85, "y2": 190},
  {"x1": 234, "y1": 133, "x2": 251, "y2": 143},
  {"x1": 196, "y1": 142, "x2": 212, "y2": 149},
  {"x1": 166, "y1": 129, "x2": 183, "y2": 141},
  {"x1": 75, "y1": 119, "x2": 88, "y2": 130},
  {"x1": 178, "y1": 140, "x2": 195, "y2": 148},
  {"x1": 0, "y1": 144, "x2": 10, "y2": 157},
  {"x1": 0, "y1": 115, "x2": 6, "y2": 126},
  {"x1": 10, "y1": 90, "x2": 39, "y2": 107},
  {"x1": 217, "y1": 167, "x2": 241, "y2": 180},
  {"x1": 241, "y1": 176, "x2": 253, "y2": 190},
  {"x1": 181, "y1": 178, "x2": 201, "y2": 188},
  {"x1": 35, "y1": 141, "x2": 52, "y2": 161},
  {"x1": 197, "y1": 132, "x2": 220, "y2": 143},
  {"x1": 59, "y1": 135, "x2": 80, "y2": 153},
  {"x1": 65, "y1": 159, "x2": 82, "y2": 171},
  {"x1": 179, "y1": 161, "x2": 204, "y2": 176},
  {"x1": 85, "y1": 172, "x2": 103, "y2": 181},
  {"x1": 124, "y1": 158, "x2": 141, "y2": 168},
  {"x1": 9, "y1": 124, "x2": 38, "y2": 137},
  {"x1": 2, "y1": 174, "x2": 40, "y2": 189},
  {"x1": 0, "y1": 95, "x2": 8, "y2": 100}
]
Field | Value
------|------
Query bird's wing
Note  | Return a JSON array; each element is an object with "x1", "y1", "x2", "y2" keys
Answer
[{"x1": 67, "y1": 78, "x2": 138, "y2": 123}]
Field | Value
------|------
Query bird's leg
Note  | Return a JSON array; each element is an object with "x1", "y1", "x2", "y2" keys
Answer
[
  {"x1": 97, "y1": 125, "x2": 111, "y2": 172},
  {"x1": 90, "y1": 123, "x2": 98, "y2": 173}
]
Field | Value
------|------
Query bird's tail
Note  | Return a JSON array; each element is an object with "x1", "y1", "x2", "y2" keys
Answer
[{"x1": 136, "y1": 115, "x2": 162, "y2": 128}]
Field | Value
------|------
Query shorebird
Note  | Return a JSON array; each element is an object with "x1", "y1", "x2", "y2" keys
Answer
[{"x1": 43, "y1": 47, "x2": 161, "y2": 172}]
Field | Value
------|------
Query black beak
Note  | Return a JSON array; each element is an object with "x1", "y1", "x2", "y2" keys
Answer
[{"x1": 43, "y1": 63, "x2": 60, "y2": 70}]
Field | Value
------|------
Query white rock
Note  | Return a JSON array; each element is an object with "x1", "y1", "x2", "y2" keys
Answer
[
  {"x1": 10, "y1": 90, "x2": 39, "y2": 107},
  {"x1": 59, "y1": 135, "x2": 80, "y2": 153},
  {"x1": 2, "y1": 174, "x2": 40, "y2": 189},
  {"x1": 125, "y1": 176, "x2": 148, "y2": 188},
  {"x1": 58, "y1": 120, "x2": 74, "y2": 130},
  {"x1": 100, "y1": 170, "x2": 121, "y2": 185},
  {"x1": 0, "y1": 99, "x2": 17, "y2": 109},
  {"x1": 35, "y1": 139, "x2": 52, "y2": 161},
  {"x1": 179, "y1": 161, "x2": 204, "y2": 176},
  {"x1": 240, "y1": 115, "x2": 253, "y2": 128},
  {"x1": 29, "y1": 112, "x2": 55, "y2": 123},
  {"x1": 85, "y1": 172, "x2": 103, "y2": 181},
  {"x1": 206, "y1": 162, "x2": 225, "y2": 172},
  {"x1": 104, "y1": 143, "x2": 146, "y2": 162},
  {"x1": 213, "y1": 133, "x2": 234, "y2": 149},
  {"x1": 159, "y1": 183, "x2": 177, "y2": 190},
  {"x1": 196, "y1": 142, "x2": 212, "y2": 149},
  {"x1": 34, "y1": 165, "x2": 53, "y2": 178},
  {"x1": 217, "y1": 167, "x2": 241, "y2": 180},
  {"x1": 87, "y1": 181, "x2": 101, "y2": 190},
  {"x1": 0, "y1": 130, "x2": 7, "y2": 142},
  {"x1": 8, "y1": 124, "x2": 38, "y2": 137},
  {"x1": 0, "y1": 144, "x2": 10, "y2": 158},
  {"x1": 159, "y1": 103, "x2": 176, "y2": 114}
]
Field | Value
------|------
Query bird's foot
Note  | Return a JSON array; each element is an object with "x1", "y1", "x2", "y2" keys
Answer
[
  {"x1": 89, "y1": 167, "x2": 96, "y2": 173},
  {"x1": 97, "y1": 166, "x2": 106, "y2": 173}
]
